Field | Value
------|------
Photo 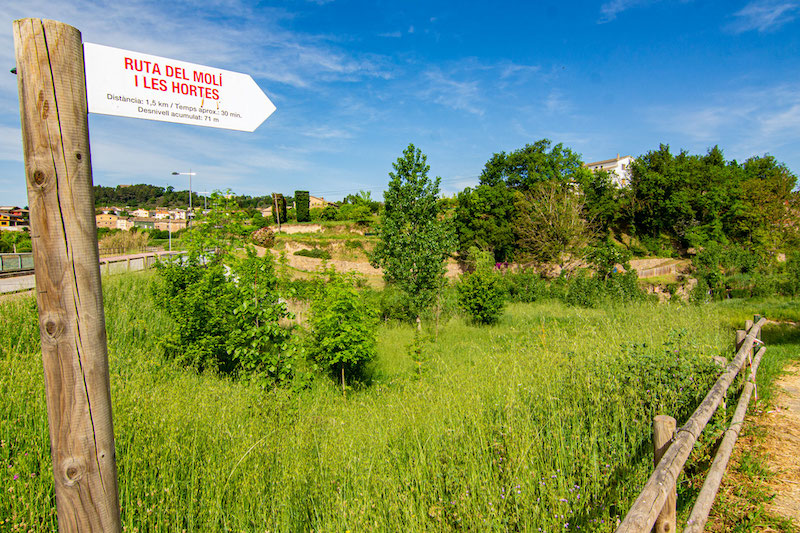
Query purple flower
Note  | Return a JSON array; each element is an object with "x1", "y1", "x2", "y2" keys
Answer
[{"x1": 13, "y1": 474, "x2": 19, "y2": 480}]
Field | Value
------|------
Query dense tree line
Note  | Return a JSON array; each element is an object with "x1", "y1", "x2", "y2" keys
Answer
[
  {"x1": 93, "y1": 184, "x2": 277, "y2": 209},
  {"x1": 455, "y1": 140, "x2": 799, "y2": 264}
]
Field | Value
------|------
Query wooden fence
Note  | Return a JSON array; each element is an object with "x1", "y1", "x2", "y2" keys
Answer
[{"x1": 616, "y1": 317, "x2": 767, "y2": 532}]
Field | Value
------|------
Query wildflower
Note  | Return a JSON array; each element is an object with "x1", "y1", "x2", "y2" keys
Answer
[{"x1": 13, "y1": 474, "x2": 19, "y2": 480}]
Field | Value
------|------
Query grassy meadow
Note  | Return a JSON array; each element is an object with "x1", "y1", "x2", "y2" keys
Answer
[{"x1": 1, "y1": 272, "x2": 798, "y2": 531}]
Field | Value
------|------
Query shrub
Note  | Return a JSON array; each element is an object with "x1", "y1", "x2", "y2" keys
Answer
[
  {"x1": 294, "y1": 247, "x2": 331, "y2": 260},
  {"x1": 369, "y1": 285, "x2": 416, "y2": 322},
  {"x1": 309, "y1": 274, "x2": 378, "y2": 390},
  {"x1": 457, "y1": 269, "x2": 506, "y2": 325},
  {"x1": 320, "y1": 206, "x2": 339, "y2": 221},
  {"x1": 785, "y1": 252, "x2": 800, "y2": 296},
  {"x1": 564, "y1": 270, "x2": 602, "y2": 308},
  {"x1": 503, "y1": 269, "x2": 548, "y2": 303},
  {"x1": 251, "y1": 227, "x2": 275, "y2": 248},
  {"x1": 153, "y1": 251, "x2": 298, "y2": 382},
  {"x1": 226, "y1": 251, "x2": 297, "y2": 383},
  {"x1": 153, "y1": 260, "x2": 236, "y2": 371}
]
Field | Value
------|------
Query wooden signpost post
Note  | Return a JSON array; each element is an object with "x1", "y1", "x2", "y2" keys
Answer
[
  {"x1": 12, "y1": 17, "x2": 275, "y2": 531},
  {"x1": 13, "y1": 19, "x2": 121, "y2": 532}
]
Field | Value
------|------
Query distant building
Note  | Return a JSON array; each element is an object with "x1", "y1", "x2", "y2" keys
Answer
[
  {"x1": 309, "y1": 195, "x2": 329, "y2": 208},
  {"x1": 154, "y1": 219, "x2": 187, "y2": 232},
  {"x1": 584, "y1": 154, "x2": 634, "y2": 187},
  {"x1": 116, "y1": 218, "x2": 135, "y2": 231},
  {"x1": 0, "y1": 206, "x2": 27, "y2": 227},
  {"x1": 153, "y1": 209, "x2": 171, "y2": 220},
  {"x1": 95, "y1": 213, "x2": 119, "y2": 229},
  {"x1": 132, "y1": 217, "x2": 155, "y2": 230},
  {"x1": 131, "y1": 208, "x2": 151, "y2": 218}
]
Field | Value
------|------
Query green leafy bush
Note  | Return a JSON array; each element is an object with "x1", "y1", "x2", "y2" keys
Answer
[
  {"x1": 294, "y1": 247, "x2": 331, "y2": 260},
  {"x1": 152, "y1": 259, "x2": 236, "y2": 371},
  {"x1": 564, "y1": 270, "x2": 602, "y2": 308},
  {"x1": 309, "y1": 273, "x2": 378, "y2": 389},
  {"x1": 153, "y1": 251, "x2": 298, "y2": 382},
  {"x1": 457, "y1": 269, "x2": 506, "y2": 325},
  {"x1": 502, "y1": 269, "x2": 548, "y2": 303},
  {"x1": 225, "y1": 251, "x2": 298, "y2": 383}
]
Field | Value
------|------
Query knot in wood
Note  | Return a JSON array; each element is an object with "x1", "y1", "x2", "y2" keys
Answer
[
  {"x1": 75, "y1": 152, "x2": 82, "y2": 161},
  {"x1": 33, "y1": 170, "x2": 45, "y2": 185},
  {"x1": 40, "y1": 99, "x2": 50, "y2": 120},
  {"x1": 42, "y1": 315, "x2": 65, "y2": 341},
  {"x1": 61, "y1": 458, "x2": 85, "y2": 487}
]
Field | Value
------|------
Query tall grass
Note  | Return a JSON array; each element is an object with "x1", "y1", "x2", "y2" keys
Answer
[{"x1": 1, "y1": 273, "x2": 797, "y2": 531}]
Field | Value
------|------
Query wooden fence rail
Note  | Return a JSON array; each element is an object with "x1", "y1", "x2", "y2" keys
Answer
[{"x1": 615, "y1": 317, "x2": 767, "y2": 533}]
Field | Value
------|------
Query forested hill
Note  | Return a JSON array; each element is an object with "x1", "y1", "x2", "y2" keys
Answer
[{"x1": 93, "y1": 184, "x2": 274, "y2": 209}]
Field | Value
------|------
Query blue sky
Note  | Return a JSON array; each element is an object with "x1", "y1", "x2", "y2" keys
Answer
[{"x1": 2, "y1": 0, "x2": 799, "y2": 207}]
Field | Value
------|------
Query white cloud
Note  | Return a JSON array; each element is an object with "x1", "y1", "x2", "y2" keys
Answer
[
  {"x1": 420, "y1": 69, "x2": 483, "y2": 116},
  {"x1": 3, "y1": 0, "x2": 392, "y2": 91},
  {"x1": 599, "y1": 0, "x2": 653, "y2": 23},
  {"x1": 727, "y1": 0, "x2": 800, "y2": 33},
  {"x1": 646, "y1": 84, "x2": 800, "y2": 161},
  {"x1": 598, "y1": 0, "x2": 692, "y2": 23}
]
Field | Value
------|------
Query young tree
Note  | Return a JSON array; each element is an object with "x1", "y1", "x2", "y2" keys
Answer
[{"x1": 370, "y1": 144, "x2": 456, "y2": 320}]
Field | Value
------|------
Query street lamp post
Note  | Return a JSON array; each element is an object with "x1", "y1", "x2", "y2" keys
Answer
[
  {"x1": 171, "y1": 170, "x2": 197, "y2": 213},
  {"x1": 197, "y1": 191, "x2": 210, "y2": 210}
]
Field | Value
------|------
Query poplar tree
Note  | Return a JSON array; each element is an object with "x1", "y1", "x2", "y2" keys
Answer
[{"x1": 370, "y1": 144, "x2": 455, "y2": 320}]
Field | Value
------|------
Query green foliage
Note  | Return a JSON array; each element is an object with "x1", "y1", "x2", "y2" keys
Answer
[
  {"x1": 455, "y1": 183, "x2": 519, "y2": 262},
  {"x1": 371, "y1": 144, "x2": 456, "y2": 318},
  {"x1": 5, "y1": 275, "x2": 800, "y2": 531},
  {"x1": 295, "y1": 190, "x2": 311, "y2": 222},
  {"x1": 226, "y1": 251, "x2": 297, "y2": 383},
  {"x1": 320, "y1": 205, "x2": 339, "y2": 221},
  {"x1": 629, "y1": 145, "x2": 798, "y2": 252},
  {"x1": 153, "y1": 250, "x2": 297, "y2": 381},
  {"x1": 479, "y1": 138, "x2": 592, "y2": 190},
  {"x1": 152, "y1": 259, "x2": 236, "y2": 371},
  {"x1": 294, "y1": 247, "x2": 331, "y2": 260},
  {"x1": 271, "y1": 194, "x2": 288, "y2": 223},
  {"x1": 514, "y1": 180, "x2": 594, "y2": 268},
  {"x1": 308, "y1": 272, "x2": 378, "y2": 384},
  {"x1": 582, "y1": 169, "x2": 627, "y2": 234},
  {"x1": 183, "y1": 191, "x2": 248, "y2": 259},
  {"x1": 0, "y1": 230, "x2": 31, "y2": 253},
  {"x1": 457, "y1": 269, "x2": 506, "y2": 325},
  {"x1": 502, "y1": 269, "x2": 549, "y2": 303},
  {"x1": 341, "y1": 190, "x2": 380, "y2": 216},
  {"x1": 589, "y1": 240, "x2": 633, "y2": 280}
]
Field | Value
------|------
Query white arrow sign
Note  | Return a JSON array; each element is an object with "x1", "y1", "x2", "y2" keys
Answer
[{"x1": 83, "y1": 43, "x2": 275, "y2": 132}]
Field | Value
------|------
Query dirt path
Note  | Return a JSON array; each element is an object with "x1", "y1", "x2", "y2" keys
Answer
[{"x1": 760, "y1": 364, "x2": 800, "y2": 522}]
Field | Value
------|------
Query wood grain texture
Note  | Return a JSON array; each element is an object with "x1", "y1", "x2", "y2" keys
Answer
[
  {"x1": 615, "y1": 319, "x2": 766, "y2": 533},
  {"x1": 683, "y1": 346, "x2": 767, "y2": 533},
  {"x1": 652, "y1": 416, "x2": 676, "y2": 533},
  {"x1": 13, "y1": 18, "x2": 121, "y2": 532}
]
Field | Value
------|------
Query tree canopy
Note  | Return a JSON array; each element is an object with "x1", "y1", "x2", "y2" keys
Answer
[{"x1": 370, "y1": 144, "x2": 456, "y2": 318}]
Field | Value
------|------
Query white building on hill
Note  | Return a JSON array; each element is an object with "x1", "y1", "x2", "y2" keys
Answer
[{"x1": 585, "y1": 154, "x2": 634, "y2": 187}]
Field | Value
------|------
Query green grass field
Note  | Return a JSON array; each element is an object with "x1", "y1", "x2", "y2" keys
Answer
[{"x1": 1, "y1": 272, "x2": 797, "y2": 531}]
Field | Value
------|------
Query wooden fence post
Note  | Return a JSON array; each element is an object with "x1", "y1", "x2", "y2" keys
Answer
[
  {"x1": 13, "y1": 18, "x2": 121, "y2": 532},
  {"x1": 653, "y1": 415, "x2": 677, "y2": 533}
]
